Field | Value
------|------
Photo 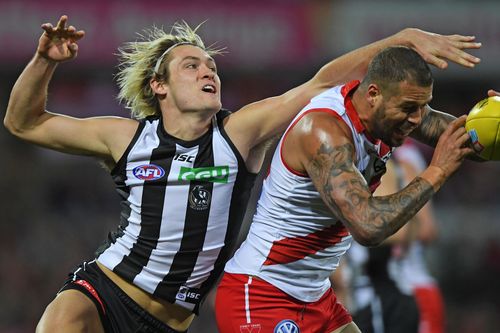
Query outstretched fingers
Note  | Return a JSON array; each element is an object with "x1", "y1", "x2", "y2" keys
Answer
[
  {"x1": 441, "y1": 35, "x2": 481, "y2": 68},
  {"x1": 421, "y1": 52, "x2": 448, "y2": 70},
  {"x1": 37, "y1": 15, "x2": 85, "y2": 62},
  {"x1": 55, "y1": 15, "x2": 67, "y2": 30},
  {"x1": 40, "y1": 15, "x2": 85, "y2": 41},
  {"x1": 447, "y1": 34, "x2": 482, "y2": 49},
  {"x1": 422, "y1": 34, "x2": 481, "y2": 69}
]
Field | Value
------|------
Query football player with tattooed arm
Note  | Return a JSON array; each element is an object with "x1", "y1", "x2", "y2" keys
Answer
[
  {"x1": 216, "y1": 46, "x2": 494, "y2": 333},
  {"x1": 3, "y1": 14, "x2": 486, "y2": 333}
]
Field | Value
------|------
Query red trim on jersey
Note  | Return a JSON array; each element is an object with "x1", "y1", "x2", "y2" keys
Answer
[
  {"x1": 342, "y1": 80, "x2": 380, "y2": 145},
  {"x1": 379, "y1": 142, "x2": 391, "y2": 158},
  {"x1": 340, "y1": 80, "x2": 360, "y2": 98},
  {"x1": 74, "y1": 279, "x2": 106, "y2": 314},
  {"x1": 279, "y1": 108, "x2": 347, "y2": 177},
  {"x1": 263, "y1": 222, "x2": 350, "y2": 266}
]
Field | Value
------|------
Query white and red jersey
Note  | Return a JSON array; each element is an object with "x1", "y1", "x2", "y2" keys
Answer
[{"x1": 225, "y1": 81, "x2": 393, "y2": 302}]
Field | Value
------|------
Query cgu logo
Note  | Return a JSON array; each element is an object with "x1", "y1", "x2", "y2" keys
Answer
[
  {"x1": 178, "y1": 166, "x2": 229, "y2": 183},
  {"x1": 133, "y1": 164, "x2": 165, "y2": 180}
]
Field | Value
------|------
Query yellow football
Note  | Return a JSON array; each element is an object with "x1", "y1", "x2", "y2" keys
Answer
[{"x1": 465, "y1": 96, "x2": 500, "y2": 161}]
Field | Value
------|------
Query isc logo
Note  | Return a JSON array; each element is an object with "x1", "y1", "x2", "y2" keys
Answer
[
  {"x1": 173, "y1": 153, "x2": 195, "y2": 163},
  {"x1": 175, "y1": 286, "x2": 201, "y2": 302},
  {"x1": 133, "y1": 164, "x2": 165, "y2": 180}
]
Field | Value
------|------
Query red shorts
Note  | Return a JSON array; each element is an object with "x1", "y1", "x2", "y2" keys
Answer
[
  {"x1": 414, "y1": 285, "x2": 445, "y2": 333},
  {"x1": 215, "y1": 272, "x2": 352, "y2": 333}
]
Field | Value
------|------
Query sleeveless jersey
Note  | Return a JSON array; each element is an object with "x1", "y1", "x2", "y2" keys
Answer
[
  {"x1": 225, "y1": 81, "x2": 393, "y2": 302},
  {"x1": 96, "y1": 110, "x2": 256, "y2": 313}
]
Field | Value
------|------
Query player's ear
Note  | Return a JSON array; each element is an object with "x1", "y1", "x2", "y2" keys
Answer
[
  {"x1": 367, "y1": 83, "x2": 382, "y2": 107},
  {"x1": 150, "y1": 77, "x2": 168, "y2": 96}
]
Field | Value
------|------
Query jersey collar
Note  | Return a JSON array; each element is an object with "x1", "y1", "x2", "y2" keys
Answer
[{"x1": 341, "y1": 80, "x2": 379, "y2": 145}]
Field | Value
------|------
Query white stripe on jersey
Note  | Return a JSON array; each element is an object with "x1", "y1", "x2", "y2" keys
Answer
[
  {"x1": 187, "y1": 125, "x2": 235, "y2": 280},
  {"x1": 98, "y1": 120, "x2": 159, "y2": 267},
  {"x1": 132, "y1": 143, "x2": 198, "y2": 296}
]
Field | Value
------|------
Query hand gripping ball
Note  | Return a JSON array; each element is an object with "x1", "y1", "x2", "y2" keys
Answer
[{"x1": 465, "y1": 96, "x2": 500, "y2": 161}]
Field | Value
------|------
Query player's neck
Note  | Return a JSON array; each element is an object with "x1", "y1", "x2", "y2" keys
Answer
[
  {"x1": 162, "y1": 108, "x2": 214, "y2": 141},
  {"x1": 351, "y1": 88, "x2": 372, "y2": 134}
]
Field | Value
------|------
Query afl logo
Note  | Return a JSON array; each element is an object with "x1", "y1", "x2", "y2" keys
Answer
[
  {"x1": 274, "y1": 320, "x2": 300, "y2": 333},
  {"x1": 133, "y1": 164, "x2": 165, "y2": 180}
]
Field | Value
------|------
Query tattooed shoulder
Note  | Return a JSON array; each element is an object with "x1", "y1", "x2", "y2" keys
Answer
[{"x1": 308, "y1": 142, "x2": 355, "y2": 180}]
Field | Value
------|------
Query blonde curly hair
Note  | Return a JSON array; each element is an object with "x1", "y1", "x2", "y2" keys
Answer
[{"x1": 116, "y1": 22, "x2": 223, "y2": 119}]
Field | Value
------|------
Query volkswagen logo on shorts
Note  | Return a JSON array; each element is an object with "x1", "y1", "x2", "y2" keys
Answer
[
  {"x1": 274, "y1": 319, "x2": 300, "y2": 333},
  {"x1": 133, "y1": 164, "x2": 165, "y2": 180}
]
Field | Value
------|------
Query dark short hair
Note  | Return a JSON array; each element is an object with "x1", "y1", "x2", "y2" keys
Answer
[{"x1": 360, "y1": 46, "x2": 433, "y2": 94}]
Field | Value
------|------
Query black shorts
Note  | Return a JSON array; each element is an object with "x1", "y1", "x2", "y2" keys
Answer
[
  {"x1": 353, "y1": 283, "x2": 419, "y2": 333},
  {"x1": 59, "y1": 261, "x2": 185, "y2": 333}
]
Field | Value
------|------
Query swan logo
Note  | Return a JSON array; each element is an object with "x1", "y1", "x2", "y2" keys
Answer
[{"x1": 133, "y1": 164, "x2": 165, "y2": 180}]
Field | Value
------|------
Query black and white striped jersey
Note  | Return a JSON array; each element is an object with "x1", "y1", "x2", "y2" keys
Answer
[{"x1": 96, "y1": 110, "x2": 256, "y2": 313}]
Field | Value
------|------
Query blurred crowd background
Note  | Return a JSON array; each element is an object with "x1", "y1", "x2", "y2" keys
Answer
[{"x1": 1, "y1": 0, "x2": 499, "y2": 332}]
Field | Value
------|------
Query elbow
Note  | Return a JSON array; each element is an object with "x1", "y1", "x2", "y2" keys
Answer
[
  {"x1": 351, "y1": 228, "x2": 386, "y2": 247},
  {"x1": 4, "y1": 102, "x2": 35, "y2": 138},
  {"x1": 4, "y1": 114, "x2": 16, "y2": 134},
  {"x1": 4, "y1": 114, "x2": 22, "y2": 137},
  {"x1": 3, "y1": 112, "x2": 31, "y2": 140}
]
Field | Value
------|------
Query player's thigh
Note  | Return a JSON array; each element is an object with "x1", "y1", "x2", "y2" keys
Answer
[
  {"x1": 36, "y1": 289, "x2": 105, "y2": 333},
  {"x1": 330, "y1": 321, "x2": 362, "y2": 333}
]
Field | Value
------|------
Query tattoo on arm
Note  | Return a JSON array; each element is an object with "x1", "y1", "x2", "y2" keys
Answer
[
  {"x1": 364, "y1": 177, "x2": 435, "y2": 242},
  {"x1": 308, "y1": 142, "x2": 361, "y2": 222},
  {"x1": 411, "y1": 106, "x2": 455, "y2": 147},
  {"x1": 308, "y1": 142, "x2": 435, "y2": 245}
]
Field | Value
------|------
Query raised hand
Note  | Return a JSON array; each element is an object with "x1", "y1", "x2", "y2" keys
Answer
[
  {"x1": 401, "y1": 28, "x2": 481, "y2": 69},
  {"x1": 38, "y1": 15, "x2": 85, "y2": 63}
]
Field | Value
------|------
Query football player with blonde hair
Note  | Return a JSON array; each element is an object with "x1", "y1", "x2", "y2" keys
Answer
[{"x1": 4, "y1": 14, "x2": 482, "y2": 333}]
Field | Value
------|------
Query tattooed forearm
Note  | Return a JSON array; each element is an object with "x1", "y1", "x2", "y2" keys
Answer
[
  {"x1": 308, "y1": 141, "x2": 436, "y2": 246},
  {"x1": 411, "y1": 107, "x2": 455, "y2": 147},
  {"x1": 342, "y1": 176, "x2": 435, "y2": 246},
  {"x1": 362, "y1": 176, "x2": 434, "y2": 244}
]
